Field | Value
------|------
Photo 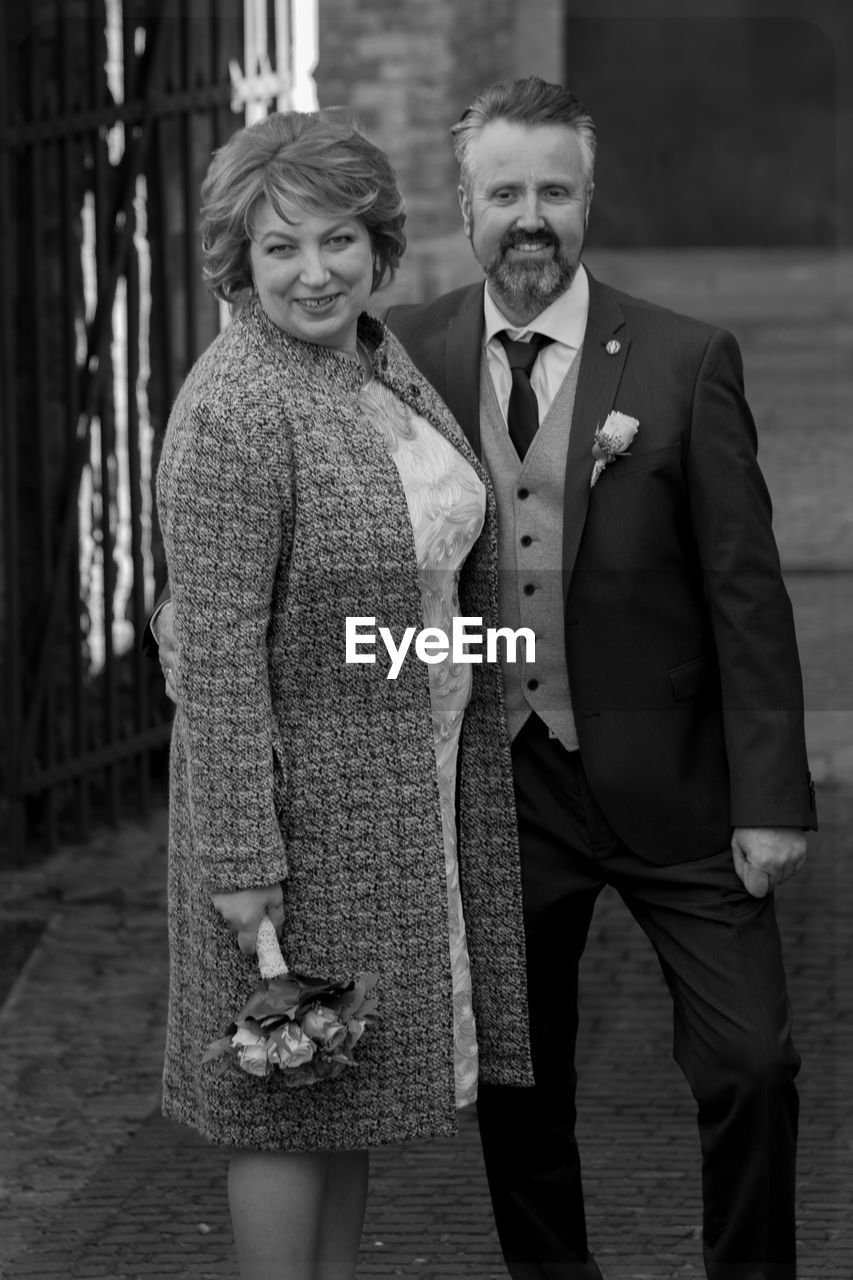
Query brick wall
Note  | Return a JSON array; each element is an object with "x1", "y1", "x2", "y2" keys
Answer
[
  {"x1": 315, "y1": 0, "x2": 526, "y2": 300},
  {"x1": 315, "y1": 0, "x2": 849, "y2": 292}
]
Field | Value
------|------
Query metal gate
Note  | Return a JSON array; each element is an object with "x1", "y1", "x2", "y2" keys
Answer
[{"x1": 0, "y1": 0, "x2": 315, "y2": 858}]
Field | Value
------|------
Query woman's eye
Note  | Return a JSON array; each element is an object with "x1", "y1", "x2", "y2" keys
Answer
[{"x1": 328, "y1": 234, "x2": 353, "y2": 247}]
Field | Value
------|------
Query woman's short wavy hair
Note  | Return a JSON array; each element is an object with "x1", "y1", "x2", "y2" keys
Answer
[{"x1": 200, "y1": 108, "x2": 406, "y2": 301}]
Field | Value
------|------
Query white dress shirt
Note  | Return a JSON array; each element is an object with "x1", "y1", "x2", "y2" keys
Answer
[{"x1": 483, "y1": 264, "x2": 590, "y2": 426}]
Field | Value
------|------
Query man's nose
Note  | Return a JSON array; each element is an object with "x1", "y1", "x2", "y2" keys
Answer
[
  {"x1": 515, "y1": 193, "x2": 545, "y2": 230},
  {"x1": 299, "y1": 251, "x2": 331, "y2": 287}
]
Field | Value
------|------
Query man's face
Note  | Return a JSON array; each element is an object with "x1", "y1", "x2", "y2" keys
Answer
[{"x1": 459, "y1": 120, "x2": 592, "y2": 324}]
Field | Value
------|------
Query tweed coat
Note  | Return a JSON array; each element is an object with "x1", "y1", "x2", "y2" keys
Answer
[{"x1": 156, "y1": 297, "x2": 533, "y2": 1151}]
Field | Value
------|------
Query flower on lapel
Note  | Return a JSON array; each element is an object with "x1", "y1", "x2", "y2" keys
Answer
[{"x1": 590, "y1": 411, "x2": 640, "y2": 488}]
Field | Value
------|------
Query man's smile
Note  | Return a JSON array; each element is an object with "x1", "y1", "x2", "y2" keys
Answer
[{"x1": 506, "y1": 242, "x2": 555, "y2": 255}]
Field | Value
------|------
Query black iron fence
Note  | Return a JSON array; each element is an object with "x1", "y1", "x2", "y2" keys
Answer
[{"x1": 0, "y1": 0, "x2": 252, "y2": 857}]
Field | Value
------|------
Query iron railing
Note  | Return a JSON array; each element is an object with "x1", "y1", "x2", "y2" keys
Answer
[{"x1": 0, "y1": 0, "x2": 253, "y2": 856}]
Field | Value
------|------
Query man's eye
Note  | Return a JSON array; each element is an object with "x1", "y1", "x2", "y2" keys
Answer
[{"x1": 492, "y1": 190, "x2": 516, "y2": 202}]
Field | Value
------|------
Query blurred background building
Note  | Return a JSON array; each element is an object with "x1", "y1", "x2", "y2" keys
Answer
[{"x1": 1, "y1": 0, "x2": 849, "y2": 859}]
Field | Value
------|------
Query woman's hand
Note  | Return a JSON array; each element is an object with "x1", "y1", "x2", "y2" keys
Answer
[{"x1": 211, "y1": 883, "x2": 285, "y2": 955}]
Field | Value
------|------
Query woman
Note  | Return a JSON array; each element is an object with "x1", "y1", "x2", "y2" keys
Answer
[{"x1": 156, "y1": 109, "x2": 532, "y2": 1279}]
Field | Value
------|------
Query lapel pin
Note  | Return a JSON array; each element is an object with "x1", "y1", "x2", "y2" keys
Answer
[{"x1": 605, "y1": 339, "x2": 621, "y2": 355}]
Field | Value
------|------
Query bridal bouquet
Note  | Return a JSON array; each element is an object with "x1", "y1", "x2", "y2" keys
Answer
[{"x1": 203, "y1": 916, "x2": 379, "y2": 1086}]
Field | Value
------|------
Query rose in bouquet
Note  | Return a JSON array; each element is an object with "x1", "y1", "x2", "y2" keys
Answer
[{"x1": 203, "y1": 916, "x2": 379, "y2": 1086}]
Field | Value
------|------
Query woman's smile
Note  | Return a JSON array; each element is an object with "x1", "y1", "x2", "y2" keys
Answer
[{"x1": 297, "y1": 294, "x2": 340, "y2": 310}]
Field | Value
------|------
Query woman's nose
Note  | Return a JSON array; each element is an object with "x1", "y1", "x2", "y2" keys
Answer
[{"x1": 299, "y1": 252, "x2": 331, "y2": 287}]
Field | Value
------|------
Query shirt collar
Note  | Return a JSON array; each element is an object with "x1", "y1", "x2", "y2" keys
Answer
[{"x1": 483, "y1": 262, "x2": 590, "y2": 349}]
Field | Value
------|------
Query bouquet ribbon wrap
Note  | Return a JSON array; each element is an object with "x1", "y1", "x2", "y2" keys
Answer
[{"x1": 256, "y1": 914, "x2": 289, "y2": 979}]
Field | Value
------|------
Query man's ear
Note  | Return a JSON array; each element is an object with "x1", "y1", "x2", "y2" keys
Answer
[
  {"x1": 584, "y1": 183, "x2": 595, "y2": 228},
  {"x1": 458, "y1": 184, "x2": 472, "y2": 237}
]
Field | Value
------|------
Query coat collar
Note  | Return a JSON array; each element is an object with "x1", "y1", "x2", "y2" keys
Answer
[
  {"x1": 243, "y1": 293, "x2": 368, "y2": 392},
  {"x1": 562, "y1": 270, "x2": 630, "y2": 598},
  {"x1": 431, "y1": 272, "x2": 630, "y2": 467},
  {"x1": 242, "y1": 298, "x2": 487, "y2": 489}
]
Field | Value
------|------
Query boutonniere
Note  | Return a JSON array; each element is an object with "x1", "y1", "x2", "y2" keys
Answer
[{"x1": 590, "y1": 411, "x2": 640, "y2": 487}]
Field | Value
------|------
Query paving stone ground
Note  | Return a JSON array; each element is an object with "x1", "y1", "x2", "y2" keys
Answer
[{"x1": 2, "y1": 249, "x2": 851, "y2": 1278}]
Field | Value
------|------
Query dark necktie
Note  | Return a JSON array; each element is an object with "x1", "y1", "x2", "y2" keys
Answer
[{"x1": 497, "y1": 331, "x2": 554, "y2": 460}]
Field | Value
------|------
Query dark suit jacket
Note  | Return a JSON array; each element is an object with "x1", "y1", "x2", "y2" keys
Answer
[{"x1": 385, "y1": 272, "x2": 817, "y2": 861}]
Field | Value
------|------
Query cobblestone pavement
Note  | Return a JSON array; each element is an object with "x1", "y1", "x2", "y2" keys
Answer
[{"x1": 2, "y1": 250, "x2": 851, "y2": 1278}]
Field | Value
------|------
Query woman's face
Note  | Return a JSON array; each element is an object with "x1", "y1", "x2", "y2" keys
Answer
[{"x1": 248, "y1": 198, "x2": 374, "y2": 355}]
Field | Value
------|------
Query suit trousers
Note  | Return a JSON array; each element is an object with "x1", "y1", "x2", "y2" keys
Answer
[{"x1": 476, "y1": 714, "x2": 800, "y2": 1280}]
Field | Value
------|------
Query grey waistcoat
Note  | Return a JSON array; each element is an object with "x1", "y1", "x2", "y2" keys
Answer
[{"x1": 479, "y1": 347, "x2": 582, "y2": 751}]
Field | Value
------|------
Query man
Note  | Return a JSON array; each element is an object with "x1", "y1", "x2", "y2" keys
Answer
[{"x1": 150, "y1": 79, "x2": 816, "y2": 1279}]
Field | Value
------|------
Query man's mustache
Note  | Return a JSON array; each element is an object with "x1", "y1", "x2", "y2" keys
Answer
[{"x1": 499, "y1": 228, "x2": 560, "y2": 254}]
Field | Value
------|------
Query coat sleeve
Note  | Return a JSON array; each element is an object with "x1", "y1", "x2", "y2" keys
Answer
[
  {"x1": 686, "y1": 327, "x2": 816, "y2": 829},
  {"x1": 156, "y1": 400, "x2": 291, "y2": 891}
]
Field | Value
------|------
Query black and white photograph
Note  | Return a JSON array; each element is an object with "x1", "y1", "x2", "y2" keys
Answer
[{"x1": 1, "y1": 2, "x2": 850, "y2": 1277}]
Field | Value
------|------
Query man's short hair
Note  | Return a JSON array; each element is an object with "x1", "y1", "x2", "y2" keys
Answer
[
  {"x1": 200, "y1": 108, "x2": 406, "y2": 302},
  {"x1": 451, "y1": 77, "x2": 597, "y2": 194}
]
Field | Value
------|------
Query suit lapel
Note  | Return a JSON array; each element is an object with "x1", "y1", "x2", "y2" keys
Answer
[
  {"x1": 562, "y1": 273, "x2": 629, "y2": 599},
  {"x1": 444, "y1": 290, "x2": 485, "y2": 457}
]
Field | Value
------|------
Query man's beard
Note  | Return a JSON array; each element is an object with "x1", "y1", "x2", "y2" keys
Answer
[{"x1": 480, "y1": 226, "x2": 580, "y2": 316}]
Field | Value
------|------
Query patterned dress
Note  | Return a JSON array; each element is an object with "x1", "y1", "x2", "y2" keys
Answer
[{"x1": 358, "y1": 377, "x2": 483, "y2": 1107}]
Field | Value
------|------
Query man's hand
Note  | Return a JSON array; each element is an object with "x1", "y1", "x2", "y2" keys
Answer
[
  {"x1": 211, "y1": 883, "x2": 285, "y2": 955},
  {"x1": 152, "y1": 601, "x2": 179, "y2": 704},
  {"x1": 731, "y1": 827, "x2": 807, "y2": 898}
]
